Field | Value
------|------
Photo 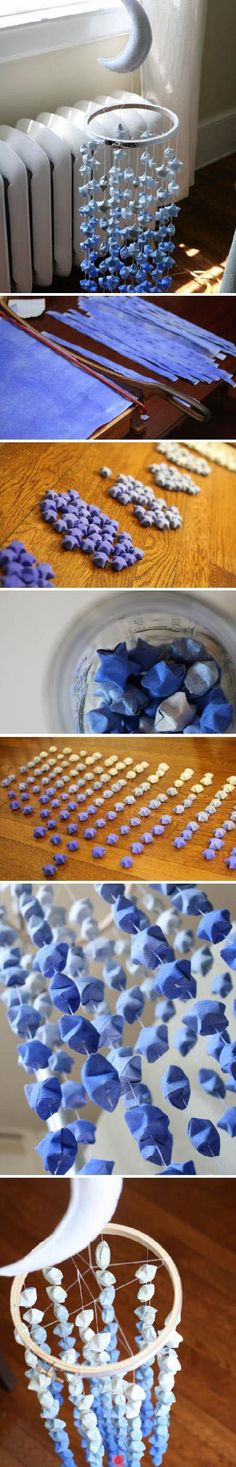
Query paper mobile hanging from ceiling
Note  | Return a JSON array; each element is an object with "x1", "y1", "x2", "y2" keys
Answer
[
  {"x1": 9, "y1": 1214, "x2": 183, "y2": 1467},
  {"x1": 0, "y1": 882, "x2": 235, "y2": 1179}
]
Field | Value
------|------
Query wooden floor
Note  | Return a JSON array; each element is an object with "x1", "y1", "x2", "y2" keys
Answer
[
  {"x1": 42, "y1": 154, "x2": 236, "y2": 297},
  {"x1": 1, "y1": 440, "x2": 236, "y2": 589},
  {"x1": 174, "y1": 153, "x2": 236, "y2": 295},
  {"x1": 0, "y1": 735, "x2": 236, "y2": 881},
  {"x1": 0, "y1": 1177, "x2": 235, "y2": 1467}
]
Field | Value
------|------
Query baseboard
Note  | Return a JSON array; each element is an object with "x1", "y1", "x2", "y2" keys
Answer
[{"x1": 197, "y1": 107, "x2": 236, "y2": 169}]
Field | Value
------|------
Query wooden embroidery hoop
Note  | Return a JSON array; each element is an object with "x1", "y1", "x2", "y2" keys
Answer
[{"x1": 10, "y1": 1221, "x2": 182, "y2": 1379}]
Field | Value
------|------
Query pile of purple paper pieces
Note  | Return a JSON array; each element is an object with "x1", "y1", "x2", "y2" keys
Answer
[
  {"x1": 149, "y1": 462, "x2": 200, "y2": 495},
  {"x1": 0, "y1": 540, "x2": 54, "y2": 588},
  {"x1": 0, "y1": 881, "x2": 235, "y2": 1178},
  {"x1": 40, "y1": 489, "x2": 143, "y2": 572},
  {"x1": 108, "y1": 474, "x2": 182, "y2": 531},
  {"x1": 87, "y1": 635, "x2": 233, "y2": 733}
]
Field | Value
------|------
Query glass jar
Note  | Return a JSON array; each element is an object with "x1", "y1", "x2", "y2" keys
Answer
[{"x1": 46, "y1": 591, "x2": 236, "y2": 734}]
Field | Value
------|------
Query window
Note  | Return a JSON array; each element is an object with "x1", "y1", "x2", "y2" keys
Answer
[
  {"x1": 0, "y1": 0, "x2": 117, "y2": 26},
  {"x1": 0, "y1": 0, "x2": 125, "y2": 60}
]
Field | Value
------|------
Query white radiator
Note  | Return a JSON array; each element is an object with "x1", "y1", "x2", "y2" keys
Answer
[
  {"x1": 0, "y1": 139, "x2": 32, "y2": 290},
  {"x1": 0, "y1": 124, "x2": 53, "y2": 286},
  {"x1": 0, "y1": 92, "x2": 150, "y2": 291}
]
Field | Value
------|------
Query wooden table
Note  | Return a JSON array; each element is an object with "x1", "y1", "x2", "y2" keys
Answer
[
  {"x1": 1, "y1": 439, "x2": 235, "y2": 588},
  {"x1": 3, "y1": 294, "x2": 236, "y2": 440},
  {"x1": 0, "y1": 1176, "x2": 235, "y2": 1467},
  {"x1": 1, "y1": 735, "x2": 235, "y2": 881}
]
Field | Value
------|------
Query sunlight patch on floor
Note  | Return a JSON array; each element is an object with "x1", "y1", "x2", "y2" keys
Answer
[{"x1": 174, "y1": 252, "x2": 227, "y2": 295}]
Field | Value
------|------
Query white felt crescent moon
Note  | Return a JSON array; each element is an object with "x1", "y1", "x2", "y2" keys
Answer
[
  {"x1": 99, "y1": 0, "x2": 152, "y2": 73},
  {"x1": 0, "y1": 1177, "x2": 122, "y2": 1277}
]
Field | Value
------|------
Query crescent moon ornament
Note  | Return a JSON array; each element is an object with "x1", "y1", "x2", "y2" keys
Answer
[
  {"x1": 98, "y1": 0, "x2": 152, "y2": 73},
  {"x1": 0, "y1": 1176, "x2": 122, "y2": 1276}
]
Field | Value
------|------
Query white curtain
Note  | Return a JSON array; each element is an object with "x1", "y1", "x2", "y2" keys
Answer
[{"x1": 141, "y1": 0, "x2": 208, "y2": 197}]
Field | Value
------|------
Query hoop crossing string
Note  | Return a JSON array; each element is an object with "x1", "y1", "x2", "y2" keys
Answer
[{"x1": 10, "y1": 1224, "x2": 182, "y2": 1467}]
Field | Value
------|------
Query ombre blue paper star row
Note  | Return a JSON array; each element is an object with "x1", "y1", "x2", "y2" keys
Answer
[
  {"x1": 40, "y1": 489, "x2": 143, "y2": 573},
  {"x1": 0, "y1": 882, "x2": 235, "y2": 1176},
  {"x1": 1, "y1": 743, "x2": 236, "y2": 871}
]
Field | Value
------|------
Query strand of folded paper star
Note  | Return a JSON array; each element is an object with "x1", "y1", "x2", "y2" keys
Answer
[{"x1": 78, "y1": 138, "x2": 182, "y2": 294}]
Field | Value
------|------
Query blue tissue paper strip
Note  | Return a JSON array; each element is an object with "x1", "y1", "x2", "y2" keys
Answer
[
  {"x1": 42, "y1": 333, "x2": 155, "y2": 384},
  {"x1": 48, "y1": 298, "x2": 236, "y2": 386}
]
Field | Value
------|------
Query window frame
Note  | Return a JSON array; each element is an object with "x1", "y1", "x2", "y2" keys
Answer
[{"x1": 0, "y1": 0, "x2": 126, "y2": 63}]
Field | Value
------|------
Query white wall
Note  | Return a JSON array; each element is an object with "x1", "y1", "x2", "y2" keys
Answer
[
  {"x1": 200, "y1": 0, "x2": 236, "y2": 118},
  {"x1": 0, "y1": 33, "x2": 139, "y2": 126}
]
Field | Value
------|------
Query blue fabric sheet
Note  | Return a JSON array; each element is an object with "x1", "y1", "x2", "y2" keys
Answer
[{"x1": 0, "y1": 316, "x2": 132, "y2": 441}]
